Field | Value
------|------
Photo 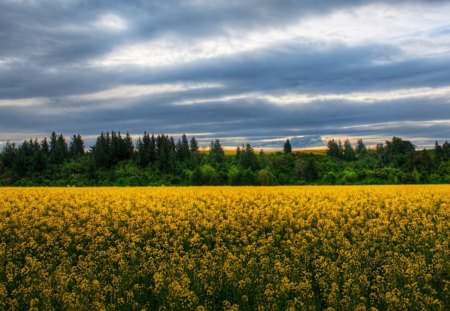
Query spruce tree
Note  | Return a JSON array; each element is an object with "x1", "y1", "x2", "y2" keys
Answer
[
  {"x1": 326, "y1": 139, "x2": 340, "y2": 158},
  {"x1": 69, "y1": 134, "x2": 84, "y2": 158},
  {"x1": 283, "y1": 139, "x2": 292, "y2": 154},
  {"x1": 343, "y1": 139, "x2": 355, "y2": 161},
  {"x1": 355, "y1": 139, "x2": 367, "y2": 158},
  {"x1": 434, "y1": 141, "x2": 443, "y2": 164}
]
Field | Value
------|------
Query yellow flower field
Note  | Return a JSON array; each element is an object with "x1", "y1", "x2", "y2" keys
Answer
[{"x1": 0, "y1": 186, "x2": 449, "y2": 310}]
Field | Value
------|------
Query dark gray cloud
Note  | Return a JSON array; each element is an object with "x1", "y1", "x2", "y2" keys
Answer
[{"x1": 1, "y1": 0, "x2": 450, "y2": 148}]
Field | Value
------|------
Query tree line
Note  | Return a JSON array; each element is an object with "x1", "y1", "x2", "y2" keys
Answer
[{"x1": 1, "y1": 132, "x2": 449, "y2": 186}]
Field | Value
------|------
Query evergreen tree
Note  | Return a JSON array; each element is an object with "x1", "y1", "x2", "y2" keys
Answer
[
  {"x1": 49, "y1": 131, "x2": 58, "y2": 163},
  {"x1": 343, "y1": 139, "x2": 356, "y2": 161},
  {"x1": 69, "y1": 134, "x2": 84, "y2": 158},
  {"x1": 149, "y1": 134, "x2": 156, "y2": 163},
  {"x1": 442, "y1": 141, "x2": 450, "y2": 161},
  {"x1": 355, "y1": 139, "x2": 367, "y2": 158},
  {"x1": 283, "y1": 139, "x2": 292, "y2": 154},
  {"x1": 235, "y1": 146, "x2": 241, "y2": 165},
  {"x1": 375, "y1": 143, "x2": 385, "y2": 160},
  {"x1": 2, "y1": 141, "x2": 16, "y2": 168},
  {"x1": 49, "y1": 133, "x2": 68, "y2": 164},
  {"x1": 32, "y1": 138, "x2": 47, "y2": 172},
  {"x1": 156, "y1": 135, "x2": 175, "y2": 173},
  {"x1": 326, "y1": 139, "x2": 340, "y2": 158},
  {"x1": 241, "y1": 143, "x2": 259, "y2": 170},
  {"x1": 208, "y1": 139, "x2": 225, "y2": 168},
  {"x1": 338, "y1": 140, "x2": 344, "y2": 159},
  {"x1": 434, "y1": 141, "x2": 443, "y2": 164},
  {"x1": 13, "y1": 144, "x2": 28, "y2": 176},
  {"x1": 41, "y1": 137, "x2": 50, "y2": 155},
  {"x1": 189, "y1": 136, "x2": 200, "y2": 167},
  {"x1": 136, "y1": 132, "x2": 156, "y2": 168},
  {"x1": 91, "y1": 132, "x2": 111, "y2": 168},
  {"x1": 176, "y1": 134, "x2": 190, "y2": 163},
  {"x1": 124, "y1": 132, "x2": 134, "y2": 160},
  {"x1": 190, "y1": 137, "x2": 199, "y2": 154},
  {"x1": 137, "y1": 132, "x2": 150, "y2": 168}
]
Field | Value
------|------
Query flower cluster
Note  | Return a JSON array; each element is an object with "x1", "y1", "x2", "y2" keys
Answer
[{"x1": 0, "y1": 186, "x2": 448, "y2": 310}]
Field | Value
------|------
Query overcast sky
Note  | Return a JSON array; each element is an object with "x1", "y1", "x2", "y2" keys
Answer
[{"x1": 1, "y1": 0, "x2": 450, "y2": 148}]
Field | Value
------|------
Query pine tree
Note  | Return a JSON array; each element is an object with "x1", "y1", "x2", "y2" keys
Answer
[
  {"x1": 241, "y1": 143, "x2": 259, "y2": 170},
  {"x1": 40, "y1": 137, "x2": 50, "y2": 155},
  {"x1": 190, "y1": 136, "x2": 200, "y2": 167},
  {"x1": 122, "y1": 132, "x2": 134, "y2": 161},
  {"x1": 235, "y1": 146, "x2": 241, "y2": 165},
  {"x1": 343, "y1": 139, "x2": 355, "y2": 161},
  {"x1": 190, "y1": 137, "x2": 199, "y2": 154},
  {"x1": 208, "y1": 139, "x2": 225, "y2": 168},
  {"x1": 176, "y1": 134, "x2": 190, "y2": 163},
  {"x1": 442, "y1": 141, "x2": 450, "y2": 161},
  {"x1": 355, "y1": 139, "x2": 367, "y2": 158},
  {"x1": 49, "y1": 133, "x2": 68, "y2": 164},
  {"x1": 2, "y1": 141, "x2": 16, "y2": 168},
  {"x1": 338, "y1": 140, "x2": 344, "y2": 159},
  {"x1": 434, "y1": 141, "x2": 443, "y2": 164},
  {"x1": 69, "y1": 134, "x2": 84, "y2": 158},
  {"x1": 92, "y1": 132, "x2": 111, "y2": 168},
  {"x1": 32, "y1": 138, "x2": 47, "y2": 172},
  {"x1": 49, "y1": 131, "x2": 58, "y2": 163},
  {"x1": 283, "y1": 139, "x2": 292, "y2": 154},
  {"x1": 326, "y1": 139, "x2": 340, "y2": 158}
]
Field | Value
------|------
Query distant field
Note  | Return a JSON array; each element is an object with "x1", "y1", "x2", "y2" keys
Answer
[
  {"x1": 202, "y1": 148, "x2": 327, "y2": 155},
  {"x1": 0, "y1": 186, "x2": 448, "y2": 310}
]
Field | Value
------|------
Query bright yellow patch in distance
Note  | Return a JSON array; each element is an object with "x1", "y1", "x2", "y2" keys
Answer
[{"x1": 0, "y1": 186, "x2": 448, "y2": 310}]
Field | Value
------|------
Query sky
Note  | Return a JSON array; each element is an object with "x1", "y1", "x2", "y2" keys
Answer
[{"x1": 1, "y1": 0, "x2": 450, "y2": 149}]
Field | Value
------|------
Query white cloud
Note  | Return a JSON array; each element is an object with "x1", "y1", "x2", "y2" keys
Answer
[
  {"x1": 0, "y1": 97, "x2": 49, "y2": 107},
  {"x1": 71, "y1": 82, "x2": 222, "y2": 102},
  {"x1": 93, "y1": 13, "x2": 128, "y2": 32},
  {"x1": 91, "y1": 2, "x2": 450, "y2": 68},
  {"x1": 262, "y1": 86, "x2": 450, "y2": 105},
  {"x1": 175, "y1": 85, "x2": 450, "y2": 106}
]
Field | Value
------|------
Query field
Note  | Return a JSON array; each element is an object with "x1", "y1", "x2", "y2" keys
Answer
[
  {"x1": 0, "y1": 186, "x2": 449, "y2": 310},
  {"x1": 213, "y1": 148, "x2": 327, "y2": 156}
]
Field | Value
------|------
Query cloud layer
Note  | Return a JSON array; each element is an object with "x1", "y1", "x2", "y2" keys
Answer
[{"x1": 1, "y1": 0, "x2": 450, "y2": 148}]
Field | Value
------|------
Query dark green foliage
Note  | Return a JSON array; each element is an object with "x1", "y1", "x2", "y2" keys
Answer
[
  {"x1": 1, "y1": 133, "x2": 450, "y2": 186},
  {"x1": 156, "y1": 135, "x2": 176, "y2": 173},
  {"x1": 383, "y1": 136, "x2": 415, "y2": 170},
  {"x1": 208, "y1": 139, "x2": 225, "y2": 168},
  {"x1": 283, "y1": 139, "x2": 292, "y2": 154},
  {"x1": 355, "y1": 139, "x2": 367, "y2": 158},
  {"x1": 442, "y1": 141, "x2": 450, "y2": 161},
  {"x1": 91, "y1": 132, "x2": 112, "y2": 168},
  {"x1": 49, "y1": 132, "x2": 68, "y2": 165},
  {"x1": 343, "y1": 139, "x2": 355, "y2": 161},
  {"x1": 295, "y1": 157, "x2": 320, "y2": 182},
  {"x1": 326, "y1": 139, "x2": 341, "y2": 158},
  {"x1": 136, "y1": 132, "x2": 156, "y2": 168},
  {"x1": 413, "y1": 149, "x2": 434, "y2": 173},
  {"x1": 176, "y1": 134, "x2": 191, "y2": 164},
  {"x1": 240, "y1": 144, "x2": 260, "y2": 171},
  {"x1": 256, "y1": 169, "x2": 277, "y2": 185},
  {"x1": 69, "y1": 134, "x2": 84, "y2": 158}
]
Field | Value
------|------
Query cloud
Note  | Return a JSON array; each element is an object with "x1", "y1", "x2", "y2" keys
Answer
[
  {"x1": 0, "y1": 0, "x2": 450, "y2": 148},
  {"x1": 93, "y1": 13, "x2": 128, "y2": 32},
  {"x1": 91, "y1": 2, "x2": 450, "y2": 68}
]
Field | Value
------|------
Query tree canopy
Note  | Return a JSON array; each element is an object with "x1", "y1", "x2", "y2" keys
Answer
[{"x1": 1, "y1": 132, "x2": 449, "y2": 186}]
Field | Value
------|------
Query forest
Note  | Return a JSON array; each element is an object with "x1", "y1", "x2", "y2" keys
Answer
[{"x1": 0, "y1": 132, "x2": 449, "y2": 186}]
